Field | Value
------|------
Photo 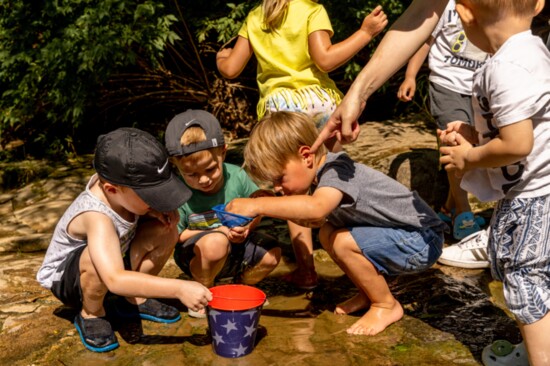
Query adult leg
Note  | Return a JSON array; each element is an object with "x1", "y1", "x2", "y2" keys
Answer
[{"x1": 518, "y1": 313, "x2": 550, "y2": 366}]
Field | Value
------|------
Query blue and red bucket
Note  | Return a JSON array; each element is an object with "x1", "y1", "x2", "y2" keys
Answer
[{"x1": 207, "y1": 284, "x2": 266, "y2": 358}]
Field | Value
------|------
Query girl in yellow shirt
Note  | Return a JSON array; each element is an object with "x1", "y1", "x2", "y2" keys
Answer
[{"x1": 217, "y1": 0, "x2": 387, "y2": 290}]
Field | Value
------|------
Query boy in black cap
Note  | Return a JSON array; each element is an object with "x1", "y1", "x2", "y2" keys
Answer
[
  {"x1": 165, "y1": 110, "x2": 281, "y2": 318},
  {"x1": 37, "y1": 127, "x2": 212, "y2": 353}
]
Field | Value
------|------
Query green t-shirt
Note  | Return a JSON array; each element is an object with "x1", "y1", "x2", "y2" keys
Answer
[{"x1": 177, "y1": 163, "x2": 259, "y2": 232}]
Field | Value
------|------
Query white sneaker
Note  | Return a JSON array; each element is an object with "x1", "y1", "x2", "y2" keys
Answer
[{"x1": 438, "y1": 228, "x2": 490, "y2": 269}]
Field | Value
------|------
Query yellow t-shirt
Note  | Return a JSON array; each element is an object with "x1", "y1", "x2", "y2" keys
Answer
[{"x1": 238, "y1": 0, "x2": 343, "y2": 119}]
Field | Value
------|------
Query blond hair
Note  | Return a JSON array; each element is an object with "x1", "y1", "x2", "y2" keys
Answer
[
  {"x1": 244, "y1": 111, "x2": 327, "y2": 183},
  {"x1": 458, "y1": 0, "x2": 539, "y2": 17},
  {"x1": 170, "y1": 126, "x2": 224, "y2": 167},
  {"x1": 262, "y1": 0, "x2": 289, "y2": 31}
]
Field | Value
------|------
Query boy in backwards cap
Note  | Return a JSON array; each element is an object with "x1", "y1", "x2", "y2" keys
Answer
[
  {"x1": 37, "y1": 128, "x2": 212, "y2": 353},
  {"x1": 165, "y1": 109, "x2": 281, "y2": 318}
]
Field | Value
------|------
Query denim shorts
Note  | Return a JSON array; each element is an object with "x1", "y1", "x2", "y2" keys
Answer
[
  {"x1": 490, "y1": 194, "x2": 550, "y2": 324},
  {"x1": 174, "y1": 230, "x2": 279, "y2": 281},
  {"x1": 349, "y1": 226, "x2": 443, "y2": 276}
]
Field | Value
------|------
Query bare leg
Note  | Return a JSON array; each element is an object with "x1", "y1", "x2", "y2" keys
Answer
[
  {"x1": 334, "y1": 292, "x2": 371, "y2": 315},
  {"x1": 320, "y1": 224, "x2": 403, "y2": 336},
  {"x1": 126, "y1": 219, "x2": 181, "y2": 304},
  {"x1": 448, "y1": 171, "x2": 471, "y2": 216},
  {"x1": 241, "y1": 247, "x2": 281, "y2": 285},
  {"x1": 187, "y1": 232, "x2": 230, "y2": 288},
  {"x1": 80, "y1": 246, "x2": 109, "y2": 318},
  {"x1": 518, "y1": 312, "x2": 550, "y2": 366},
  {"x1": 287, "y1": 221, "x2": 318, "y2": 287}
]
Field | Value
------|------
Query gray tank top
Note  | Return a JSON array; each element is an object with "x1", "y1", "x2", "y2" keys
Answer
[{"x1": 37, "y1": 174, "x2": 138, "y2": 289}]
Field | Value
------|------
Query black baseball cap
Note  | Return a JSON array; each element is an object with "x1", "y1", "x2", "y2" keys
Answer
[
  {"x1": 94, "y1": 127, "x2": 192, "y2": 212},
  {"x1": 165, "y1": 109, "x2": 225, "y2": 156}
]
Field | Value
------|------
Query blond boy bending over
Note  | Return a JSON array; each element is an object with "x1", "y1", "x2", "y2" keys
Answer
[{"x1": 226, "y1": 111, "x2": 446, "y2": 335}]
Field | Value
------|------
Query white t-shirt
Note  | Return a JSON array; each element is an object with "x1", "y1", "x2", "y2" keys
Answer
[
  {"x1": 428, "y1": 0, "x2": 488, "y2": 95},
  {"x1": 461, "y1": 31, "x2": 550, "y2": 201}
]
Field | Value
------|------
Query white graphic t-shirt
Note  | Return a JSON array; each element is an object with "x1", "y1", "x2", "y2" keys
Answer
[
  {"x1": 428, "y1": 0, "x2": 488, "y2": 95},
  {"x1": 461, "y1": 31, "x2": 550, "y2": 201}
]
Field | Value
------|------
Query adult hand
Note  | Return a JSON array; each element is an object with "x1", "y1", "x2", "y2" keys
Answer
[{"x1": 311, "y1": 95, "x2": 364, "y2": 152}]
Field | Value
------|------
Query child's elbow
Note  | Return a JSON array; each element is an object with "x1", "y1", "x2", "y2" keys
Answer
[
  {"x1": 217, "y1": 62, "x2": 241, "y2": 79},
  {"x1": 314, "y1": 60, "x2": 336, "y2": 73}
]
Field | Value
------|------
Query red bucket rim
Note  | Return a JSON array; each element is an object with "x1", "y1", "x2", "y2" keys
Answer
[{"x1": 208, "y1": 284, "x2": 266, "y2": 311}]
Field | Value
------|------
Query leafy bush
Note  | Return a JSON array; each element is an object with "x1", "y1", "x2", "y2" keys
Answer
[
  {"x1": 0, "y1": 0, "x2": 415, "y2": 160},
  {"x1": 0, "y1": 0, "x2": 179, "y2": 157}
]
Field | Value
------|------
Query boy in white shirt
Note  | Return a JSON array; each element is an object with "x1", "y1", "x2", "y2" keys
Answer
[{"x1": 439, "y1": 0, "x2": 550, "y2": 364}]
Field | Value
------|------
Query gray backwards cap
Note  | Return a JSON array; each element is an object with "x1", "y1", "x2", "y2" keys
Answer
[{"x1": 165, "y1": 109, "x2": 225, "y2": 156}]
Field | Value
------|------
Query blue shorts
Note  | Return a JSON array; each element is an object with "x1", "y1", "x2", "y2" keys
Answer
[
  {"x1": 349, "y1": 226, "x2": 443, "y2": 276},
  {"x1": 174, "y1": 230, "x2": 279, "y2": 282},
  {"x1": 490, "y1": 194, "x2": 550, "y2": 324}
]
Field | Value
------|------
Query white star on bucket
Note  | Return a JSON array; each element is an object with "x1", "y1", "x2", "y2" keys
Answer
[
  {"x1": 244, "y1": 323, "x2": 256, "y2": 338},
  {"x1": 209, "y1": 309, "x2": 221, "y2": 322},
  {"x1": 212, "y1": 331, "x2": 225, "y2": 345},
  {"x1": 221, "y1": 319, "x2": 238, "y2": 334},
  {"x1": 233, "y1": 343, "x2": 249, "y2": 357},
  {"x1": 242, "y1": 310, "x2": 257, "y2": 319}
]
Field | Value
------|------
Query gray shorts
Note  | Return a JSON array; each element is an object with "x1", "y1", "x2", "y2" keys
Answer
[
  {"x1": 489, "y1": 194, "x2": 550, "y2": 324},
  {"x1": 174, "y1": 230, "x2": 279, "y2": 282},
  {"x1": 429, "y1": 82, "x2": 474, "y2": 130}
]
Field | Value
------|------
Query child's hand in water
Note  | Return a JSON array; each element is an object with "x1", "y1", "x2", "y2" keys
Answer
[{"x1": 361, "y1": 5, "x2": 388, "y2": 38}]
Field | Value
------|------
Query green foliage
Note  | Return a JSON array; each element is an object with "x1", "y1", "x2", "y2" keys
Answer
[
  {"x1": 0, "y1": 0, "x2": 179, "y2": 157},
  {"x1": 0, "y1": 0, "x2": 419, "y2": 161}
]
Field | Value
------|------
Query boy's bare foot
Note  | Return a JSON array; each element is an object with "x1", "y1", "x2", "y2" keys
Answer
[
  {"x1": 334, "y1": 293, "x2": 370, "y2": 315},
  {"x1": 346, "y1": 300, "x2": 404, "y2": 336}
]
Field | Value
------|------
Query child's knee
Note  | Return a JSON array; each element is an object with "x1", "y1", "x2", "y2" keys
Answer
[
  {"x1": 196, "y1": 234, "x2": 231, "y2": 261},
  {"x1": 264, "y1": 247, "x2": 282, "y2": 267}
]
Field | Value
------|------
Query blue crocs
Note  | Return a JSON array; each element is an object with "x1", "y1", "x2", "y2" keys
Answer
[
  {"x1": 74, "y1": 313, "x2": 119, "y2": 352},
  {"x1": 453, "y1": 211, "x2": 481, "y2": 240}
]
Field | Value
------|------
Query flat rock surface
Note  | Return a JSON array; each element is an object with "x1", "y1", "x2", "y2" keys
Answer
[{"x1": 0, "y1": 119, "x2": 514, "y2": 366}]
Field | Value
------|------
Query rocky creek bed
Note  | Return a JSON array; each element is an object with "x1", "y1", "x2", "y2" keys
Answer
[{"x1": 0, "y1": 119, "x2": 519, "y2": 365}]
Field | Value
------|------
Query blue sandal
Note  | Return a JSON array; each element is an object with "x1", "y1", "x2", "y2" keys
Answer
[
  {"x1": 453, "y1": 212, "x2": 481, "y2": 240},
  {"x1": 74, "y1": 313, "x2": 119, "y2": 352}
]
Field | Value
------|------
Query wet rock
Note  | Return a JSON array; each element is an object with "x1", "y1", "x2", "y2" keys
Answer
[{"x1": 0, "y1": 119, "x2": 507, "y2": 365}]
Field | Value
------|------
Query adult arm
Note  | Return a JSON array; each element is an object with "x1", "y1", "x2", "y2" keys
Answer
[{"x1": 311, "y1": 0, "x2": 449, "y2": 151}]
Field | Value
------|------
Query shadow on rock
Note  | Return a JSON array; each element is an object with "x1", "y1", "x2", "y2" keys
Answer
[{"x1": 389, "y1": 268, "x2": 520, "y2": 363}]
